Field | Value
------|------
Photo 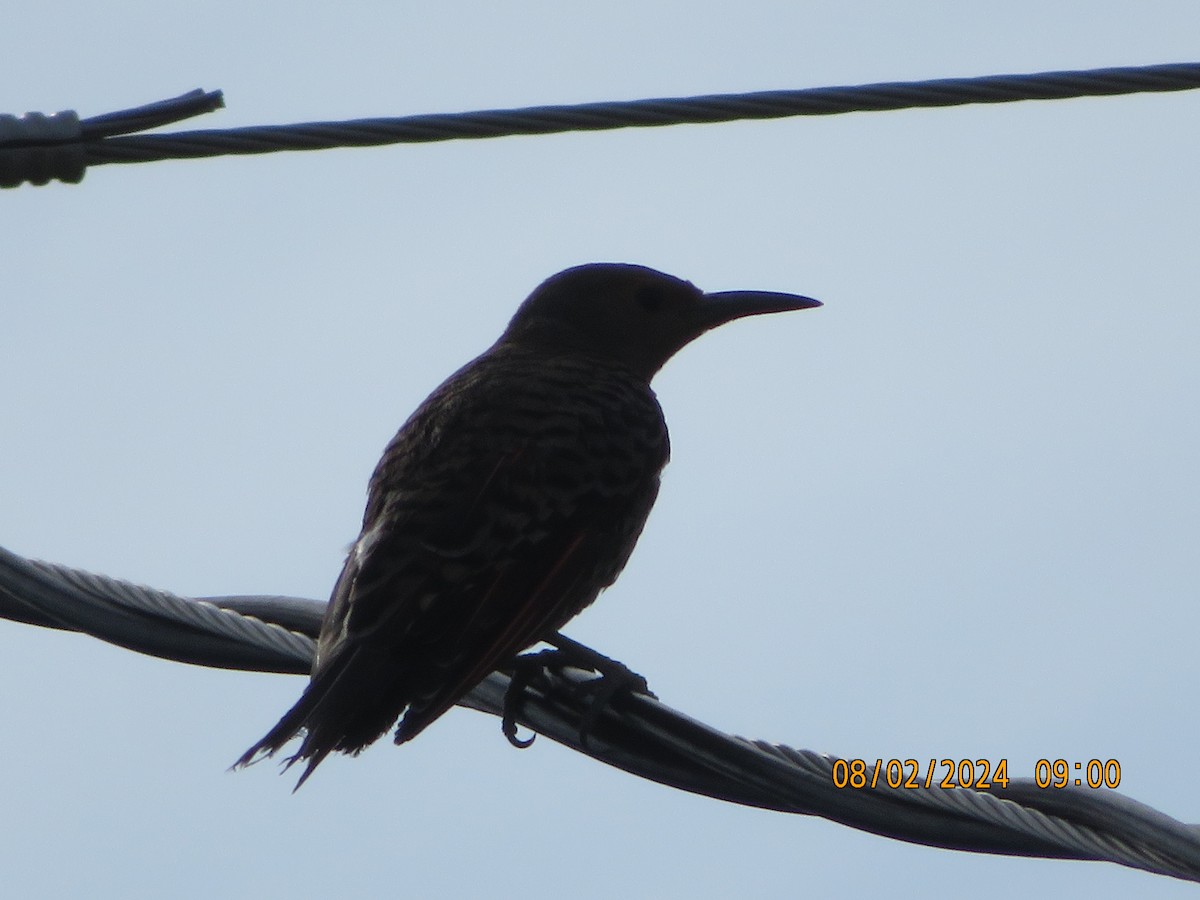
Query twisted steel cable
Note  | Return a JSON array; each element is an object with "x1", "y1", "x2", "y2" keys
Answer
[
  {"x1": 83, "y1": 63, "x2": 1200, "y2": 166},
  {"x1": 2, "y1": 542, "x2": 1199, "y2": 882},
  {"x1": 88, "y1": 63, "x2": 1200, "y2": 165},
  {"x1": 2, "y1": 62, "x2": 1199, "y2": 186}
]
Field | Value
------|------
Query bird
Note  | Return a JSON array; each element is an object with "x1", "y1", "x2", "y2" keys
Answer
[{"x1": 236, "y1": 262, "x2": 820, "y2": 787}]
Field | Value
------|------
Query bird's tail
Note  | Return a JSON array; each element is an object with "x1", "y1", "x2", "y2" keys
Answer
[{"x1": 232, "y1": 647, "x2": 406, "y2": 790}]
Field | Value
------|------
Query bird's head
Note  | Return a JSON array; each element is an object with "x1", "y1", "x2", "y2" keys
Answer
[{"x1": 500, "y1": 263, "x2": 821, "y2": 380}]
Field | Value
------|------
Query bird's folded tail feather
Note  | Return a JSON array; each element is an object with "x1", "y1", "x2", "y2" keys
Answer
[{"x1": 232, "y1": 647, "x2": 407, "y2": 790}]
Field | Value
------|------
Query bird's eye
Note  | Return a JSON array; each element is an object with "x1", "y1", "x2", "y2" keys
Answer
[{"x1": 635, "y1": 285, "x2": 669, "y2": 312}]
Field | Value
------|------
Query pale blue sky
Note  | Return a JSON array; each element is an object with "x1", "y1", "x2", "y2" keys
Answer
[{"x1": 3, "y1": 3, "x2": 1199, "y2": 897}]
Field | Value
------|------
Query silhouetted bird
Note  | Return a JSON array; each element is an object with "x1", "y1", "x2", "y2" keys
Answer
[{"x1": 236, "y1": 263, "x2": 819, "y2": 786}]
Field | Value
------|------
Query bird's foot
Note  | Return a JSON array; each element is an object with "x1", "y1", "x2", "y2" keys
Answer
[
  {"x1": 544, "y1": 632, "x2": 655, "y2": 699},
  {"x1": 501, "y1": 649, "x2": 559, "y2": 748},
  {"x1": 546, "y1": 633, "x2": 655, "y2": 749},
  {"x1": 499, "y1": 636, "x2": 655, "y2": 751}
]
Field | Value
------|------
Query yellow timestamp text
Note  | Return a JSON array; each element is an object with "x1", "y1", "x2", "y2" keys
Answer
[
  {"x1": 831, "y1": 758, "x2": 1123, "y2": 790},
  {"x1": 1034, "y1": 758, "x2": 1121, "y2": 789},
  {"x1": 832, "y1": 758, "x2": 1010, "y2": 789}
]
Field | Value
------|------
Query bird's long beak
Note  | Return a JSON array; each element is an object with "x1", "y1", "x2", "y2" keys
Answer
[{"x1": 699, "y1": 290, "x2": 822, "y2": 328}]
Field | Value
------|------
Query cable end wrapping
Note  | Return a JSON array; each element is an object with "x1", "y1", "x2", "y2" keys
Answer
[{"x1": 0, "y1": 111, "x2": 85, "y2": 187}]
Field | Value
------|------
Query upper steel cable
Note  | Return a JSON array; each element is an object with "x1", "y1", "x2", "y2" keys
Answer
[{"x1": 1, "y1": 62, "x2": 1199, "y2": 186}]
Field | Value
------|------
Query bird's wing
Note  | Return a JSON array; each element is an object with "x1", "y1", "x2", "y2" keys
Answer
[
  {"x1": 332, "y1": 430, "x2": 660, "y2": 743},
  {"x1": 390, "y1": 519, "x2": 605, "y2": 743},
  {"x1": 332, "y1": 355, "x2": 665, "y2": 738}
]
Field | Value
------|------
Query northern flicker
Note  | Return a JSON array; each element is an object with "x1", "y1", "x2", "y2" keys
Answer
[{"x1": 236, "y1": 263, "x2": 819, "y2": 786}]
